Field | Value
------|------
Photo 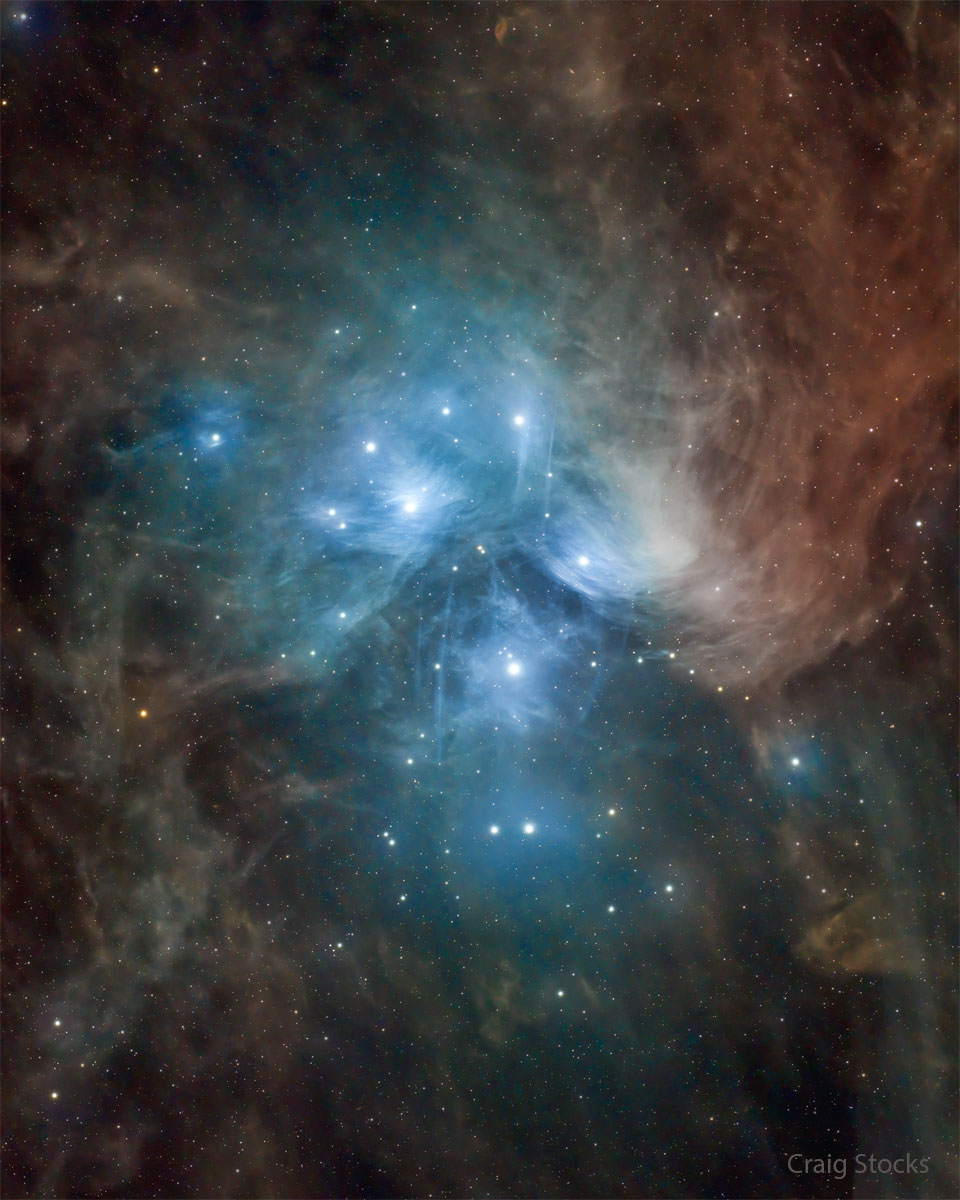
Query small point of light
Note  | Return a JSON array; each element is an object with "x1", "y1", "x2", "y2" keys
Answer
[
  {"x1": 578, "y1": 555, "x2": 590, "y2": 567},
  {"x1": 53, "y1": 1019, "x2": 62, "y2": 1027},
  {"x1": 403, "y1": 500, "x2": 417, "y2": 513},
  {"x1": 915, "y1": 520, "x2": 922, "y2": 527},
  {"x1": 637, "y1": 656, "x2": 644, "y2": 664},
  {"x1": 608, "y1": 808, "x2": 616, "y2": 816},
  {"x1": 665, "y1": 884, "x2": 674, "y2": 893},
  {"x1": 507, "y1": 661, "x2": 522, "y2": 676},
  {"x1": 557, "y1": 990, "x2": 564, "y2": 997},
  {"x1": 328, "y1": 507, "x2": 337, "y2": 516},
  {"x1": 607, "y1": 905, "x2": 616, "y2": 913},
  {"x1": 513, "y1": 414, "x2": 525, "y2": 427},
  {"x1": 490, "y1": 825, "x2": 500, "y2": 835},
  {"x1": 442, "y1": 407, "x2": 450, "y2": 415},
  {"x1": 365, "y1": 441, "x2": 377, "y2": 453},
  {"x1": 523, "y1": 822, "x2": 536, "y2": 835},
  {"x1": 210, "y1": 432, "x2": 221, "y2": 444},
  {"x1": 476, "y1": 545, "x2": 485, "y2": 553},
  {"x1": 50, "y1": 1091, "x2": 58, "y2": 1100},
  {"x1": 406, "y1": 757, "x2": 414, "y2": 765},
  {"x1": 434, "y1": 662, "x2": 441, "y2": 670},
  {"x1": 399, "y1": 894, "x2": 407, "y2": 901},
  {"x1": 339, "y1": 611, "x2": 346, "y2": 619},
  {"x1": 411, "y1": 304, "x2": 417, "y2": 310},
  {"x1": 310, "y1": 650, "x2": 316, "y2": 656},
  {"x1": 138, "y1": 709, "x2": 148, "y2": 718}
]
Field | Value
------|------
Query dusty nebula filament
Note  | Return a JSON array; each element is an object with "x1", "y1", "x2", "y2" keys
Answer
[{"x1": 2, "y1": 4, "x2": 957, "y2": 1198}]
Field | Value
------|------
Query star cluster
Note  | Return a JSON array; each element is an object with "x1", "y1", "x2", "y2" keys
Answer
[{"x1": 2, "y1": 4, "x2": 957, "y2": 1199}]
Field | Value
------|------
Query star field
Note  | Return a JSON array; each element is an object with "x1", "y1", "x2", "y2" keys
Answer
[{"x1": 2, "y1": 4, "x2": 958, "y2": 1199}]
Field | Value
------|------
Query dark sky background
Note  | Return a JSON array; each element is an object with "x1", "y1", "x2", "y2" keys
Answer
[{"x1": 2, "y1": 3, "x2": 957, "y2": 1198}]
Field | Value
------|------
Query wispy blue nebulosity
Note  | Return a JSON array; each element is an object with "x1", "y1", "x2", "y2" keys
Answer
[{"x1": 2, "y1": 4, "x2": 956, "y2": 1198}]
